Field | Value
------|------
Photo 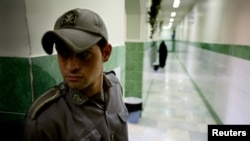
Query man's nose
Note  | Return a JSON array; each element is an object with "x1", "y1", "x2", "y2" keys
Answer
[{"x1": 66, "y1": 56, "x2": 80, "y2": 72}]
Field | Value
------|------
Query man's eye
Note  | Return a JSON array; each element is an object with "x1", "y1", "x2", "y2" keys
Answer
[
  {"x1": 59, "y1": 51, "x2": 70, "y2": 58},
  {"x1": 77, "y1": 52, "x2": 90, "y2": 59}
]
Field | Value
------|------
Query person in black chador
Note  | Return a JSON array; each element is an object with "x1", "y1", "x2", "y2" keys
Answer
[
  {"x1": 159, "y1": 41, "x2": 168, "y2": 68},
  {"x1": 154, "y1": 41, "x2": 168, "y2": 71}
]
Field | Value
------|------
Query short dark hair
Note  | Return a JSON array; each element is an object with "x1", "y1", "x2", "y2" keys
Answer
[{"x1": 96, "y1": 38, "x2": 107, "y2": 53}]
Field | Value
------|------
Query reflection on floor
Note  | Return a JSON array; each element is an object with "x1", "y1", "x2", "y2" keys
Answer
[{"x1": 128, "y1": 53, "x2": 216, "y2": 141}]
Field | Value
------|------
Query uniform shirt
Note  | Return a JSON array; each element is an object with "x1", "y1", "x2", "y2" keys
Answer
[{"x1": 23, "y1": 72, "x2": 129, "y2": 141}]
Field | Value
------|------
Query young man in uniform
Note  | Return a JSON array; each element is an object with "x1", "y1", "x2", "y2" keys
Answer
[{"x1": 23, "y1": 8, "x2": 129, "y2": 141}]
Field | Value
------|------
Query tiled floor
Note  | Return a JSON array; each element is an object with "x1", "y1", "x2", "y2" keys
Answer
[{"x1": 128, "y1": 53, "x2": 216, "y2": 141}]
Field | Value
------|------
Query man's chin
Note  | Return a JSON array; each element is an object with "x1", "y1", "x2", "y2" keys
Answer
[{"x1": 66, "y1": 82, "x2": 83, "y2": 90}]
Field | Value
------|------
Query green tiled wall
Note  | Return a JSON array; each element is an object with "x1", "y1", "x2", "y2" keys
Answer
[
  {"x1": 32, "y1": 55, "x2": 62, "y2": 100},
  {"x1": 177, "y1": 41, "x2": 250, "y2": 60},
  {"x1": 125, "y1": 42, "x2": 144, "y2": 98},
  {"x1": 125, "y1": 41, "x2": 163, "y2": 99},
  {"x1": 104, "y1": 46, "x2": 126, "y2": 88},
  {"x1": 0, "y1": 57, "x2": 31, "y2": 121}
]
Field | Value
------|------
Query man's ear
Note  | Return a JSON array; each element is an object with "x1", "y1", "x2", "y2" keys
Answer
[{"x1": 103, "y1": 44, "x2": 112, "y2": 62}]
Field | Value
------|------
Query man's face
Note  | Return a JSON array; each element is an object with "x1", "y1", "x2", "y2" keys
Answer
[{"x1": 56, "y1": 44, "x2": 104, "y2": 92}]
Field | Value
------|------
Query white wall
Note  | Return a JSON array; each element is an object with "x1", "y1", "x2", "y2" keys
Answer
[
  {"x1": 0, "y1": 0, "x2": 30, "y2": 57},
  {"x1": 175, "y1": 0, "x2": 250, "y2": 124},
  {"x1": 125, "y1": 0, "x2": 151, "y2": 42},
  {"x1": 176, "y1": 0, "x2": 250, "y2": 45},
  {"x1": 126, "y1": 0, "x2": 167, "y2": 42},
  {"x1": 177, "y1": 44, "x2": 250, "y2": 124},
  {"x1": 126, "y1": 14, "x2": 141, "y2": 40},
  {"x1": 23, "y1": 0, "x2": 125, "y2": 57},
  {"x1": 160, "y1": 29, "x2": 173, "y2": 40}
]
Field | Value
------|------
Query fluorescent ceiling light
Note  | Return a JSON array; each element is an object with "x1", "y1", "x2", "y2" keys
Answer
[
  {"x1": 169, "y1": 18, "x2": 174, "y2": 22},
  {"x1": 171, "y1": 12, "x2": 176, "y2": 17},
  {"x1": 173, "y1": 0, "x2": 180, "y2": 8}
]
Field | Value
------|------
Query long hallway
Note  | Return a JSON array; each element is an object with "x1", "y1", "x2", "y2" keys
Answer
[{"x1": 128, "y1": 53, "x2": 216, "y2": 141}]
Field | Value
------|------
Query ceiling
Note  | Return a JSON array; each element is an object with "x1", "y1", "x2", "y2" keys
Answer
[
  {"x1": 160, "y1": 0, "x2": 200, "y2": 29},
  {"x1": 125, "y1": 0, "x2": 200, "y2": 30}
]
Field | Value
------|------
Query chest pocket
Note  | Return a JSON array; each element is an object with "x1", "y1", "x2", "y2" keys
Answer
[{"x1": 78, "y1": 129, "x2": 101, "y2": 141}]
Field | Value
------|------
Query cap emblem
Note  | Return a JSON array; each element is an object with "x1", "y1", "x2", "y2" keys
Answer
[{"x1": 60, "y1": 11, "x2": 77, "y2": 27}]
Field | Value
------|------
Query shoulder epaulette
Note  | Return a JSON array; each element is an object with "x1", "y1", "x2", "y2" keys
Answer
[
  {"x1": 26, "y1": 86, "x2": 61, "y2": 119},
  {"x1": 104, "y1": 70, "x2": 119, "y2": 84},
  {"x1": 104, "y1": 70, "x2": 116, "y2": 75}
]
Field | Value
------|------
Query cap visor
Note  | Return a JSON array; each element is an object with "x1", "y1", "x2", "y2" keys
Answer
[{"x1": 42, "y1": 28, "x2": 102, "y2": 54}]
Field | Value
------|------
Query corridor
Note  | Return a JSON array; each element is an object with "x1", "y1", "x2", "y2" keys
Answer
[{"x1": 128, "y1": 53, "x2": 216, "y2": 141}]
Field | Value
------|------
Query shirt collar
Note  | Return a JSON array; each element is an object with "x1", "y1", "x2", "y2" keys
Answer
[
  {"x1": 70, "y1": 89, "x2": 89, "y2": 105},
  {"x1": 69, "y1": 74, "x2": 113, "y2": 105}
]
